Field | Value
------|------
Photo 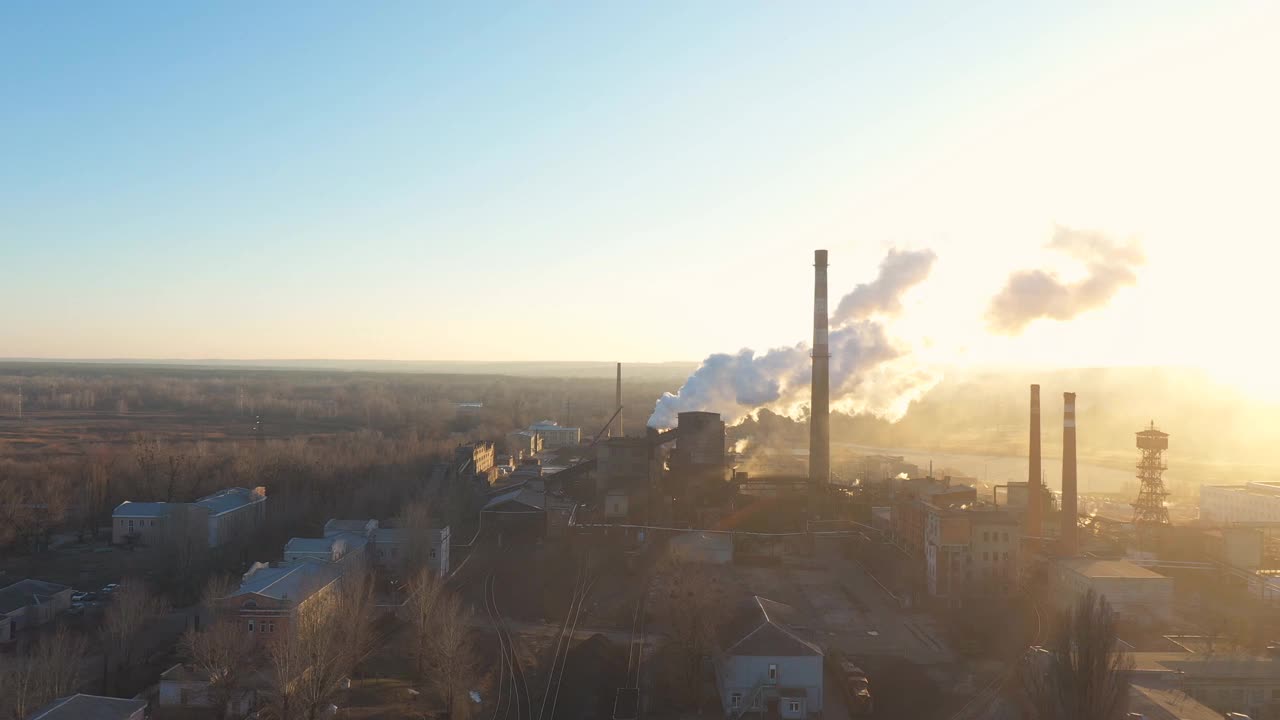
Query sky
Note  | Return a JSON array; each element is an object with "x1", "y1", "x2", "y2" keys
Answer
[{"x1": 3, "y1": 2, "x2": 1278, "y2": 396}]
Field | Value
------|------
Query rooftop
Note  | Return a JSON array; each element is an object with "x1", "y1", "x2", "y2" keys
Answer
[
  {"x1": 1057, "y1": 558, "x2": 1168, "y2": 580},
  {"x1": 283, "y1": 537, "x2": 338, "y2": 555},
  {"x1": 484, "y1": 487, "x2": 547, "y2": 511},
  {"x1": 0, "y1": 578, "x2": 71, "y2": 614},
  {"x1": 112, "y1": 500, "x2": 171, "y2": 518},
  {"x1": 323, "y1": 518, "x2": 377, "y2": 536},
  {"x1": 722, "y1": 596, "x2": 823, "y2": 657},
  {"x1": 1133, "y1": 651, "x2": 1280, "y2": 679},
  {"x1": 29, "y1": 694, "x2": 147, "y2": 720},
  {"x1": 1128, "y1": 680, "x2": 1223, "y2": 720},
  {"x1": 228, "y1": 561, "x2": 338, "y2": 603},
  {"x1": 194, "y1": 487, "x2": 264, "y2": 516}
]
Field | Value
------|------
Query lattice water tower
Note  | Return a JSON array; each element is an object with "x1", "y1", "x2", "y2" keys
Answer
[{"x1": 1131, "y1": 422, "x2": 1170, "y2": 527}]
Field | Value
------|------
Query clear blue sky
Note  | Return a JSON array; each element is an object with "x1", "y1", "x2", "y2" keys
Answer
[{"x1": 4, "y1": 2, "x2": 1275, "y2": 386}]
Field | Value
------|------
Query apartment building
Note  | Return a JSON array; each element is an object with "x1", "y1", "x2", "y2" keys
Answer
[{"x1": 218, "y1": 560, "x2": 341, "y2": 646}]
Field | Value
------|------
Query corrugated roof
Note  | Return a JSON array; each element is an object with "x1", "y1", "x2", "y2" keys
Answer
[
  {"x1": 228, "y1": 561, "x2": 338, "y2": 603},
  {"x1": 194, "y1": 487, "x2": 263, "y2": 516},
  {"x1": 484, "y1": 487, "x2": 546, "y2": 511},
  {"x1": 112, "y1": 501, "x2": 171, "y2": 518},
  {"x1": 1058, "y1": 558, "x2": 1168, "y2": 580},
  {"x1": 284, "y1": 537, "x2": 337, "y2": 555},
  {"x1": 324, "y1": 519, "x2": 377, "y2": 536},
  {"x1": 722, "y1": 596, "x2": 822, "y2": 657},
  {"x1": 29, "y1": 694, "x2": 146, "y2": 720},
  {"x1": 0, "y1": 578, "x2": 71, "y2": 614}
]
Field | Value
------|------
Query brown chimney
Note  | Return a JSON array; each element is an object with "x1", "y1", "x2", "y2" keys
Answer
[
  {"x1": 809, "y1": 249, "x2": 830, "y2": 486},
  {"x1": 1027, "y1": 384, "x2": 1042, "y2": 539},
  {"x1": 1061, "y1": 391, "x2": 1078, "y2": 556}
]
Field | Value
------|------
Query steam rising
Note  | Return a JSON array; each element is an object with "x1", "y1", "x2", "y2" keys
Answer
[
  {"x1": 649, "y1": 249, "x2": 939, "y2": 429},
  {"x1": 987, "y1": 226, "x2": 1144, "y2": 334}
]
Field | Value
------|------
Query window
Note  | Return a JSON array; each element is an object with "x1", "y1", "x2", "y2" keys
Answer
[
  {"x1": 128, "y1": 519, "x2": 134, "y2": 529},
  {"x1": 1003, "y1": 552, "x2": 1009, "y2": 561},
  {"x1": 430, "y1": 548, "x2": 437, "y2": 559},
  {"x1": 1002, "y1": 532, "x2": 1009, "y2": 542},
  {"x1": 1250, "y1": 688, "x2": 1263, "y2": 703},
  {"x1": 982, "y1": 531, "x2": 989, "y2": 541},
  {"x1": 267, "y1": 621, "x2": 275, "y2": 633},
  {"x1": 788, "y1": 701, "x2": 801, "y2": 713},
  {"x1": 983, "y1": 552, "x2": 989, "y2": 561},
  {"x1": 730, "y1": 693, "x2": 742, "y2": 709},
  {"x1": 768, "y1": 664, "x2": 778, "y2": 684},
  {"x1": 247, "y1": 620, "x2": 255, "y2": 632}
]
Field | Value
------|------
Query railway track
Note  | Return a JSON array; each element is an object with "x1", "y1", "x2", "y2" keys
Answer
[
  {"x1": 947, "y1": 599, "x2": 1043, "y2": 720},
  {"x1": 537, "y1": 555, "x2": 600, "y2": 720},
  {"x1": 623, "y1": 577, "x2": 649, "y2": 691},
  {"x1": 485, "y1": 573, "x2": 531, "y2": 720}
]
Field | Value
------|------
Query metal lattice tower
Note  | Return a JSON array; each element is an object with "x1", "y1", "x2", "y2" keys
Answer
[{"x1": 1132, "y1": 421, "x2": 1170, "y2": 527}]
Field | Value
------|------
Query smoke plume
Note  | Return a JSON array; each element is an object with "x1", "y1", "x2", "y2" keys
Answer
[
  {"x1": 986, "y1": 226, "x2": 1144, "y2": 334},
  {"x1": 649, "y1": 249, "x2": 939, "y2": 429}
]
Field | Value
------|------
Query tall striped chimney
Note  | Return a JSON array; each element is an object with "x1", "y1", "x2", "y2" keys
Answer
[
  {"x1": 1061, "y1": 391, "x2": 1078, "y2": 556},
  {"x1": 616, "y1": 362, "x2": 623, "y2": 438},
  {"x1": 810, "y1": 250, "x2": 830, "y2": 486},
  {"x1": 1027, "y1": 384, "x2": 1042, "y2": 538}
]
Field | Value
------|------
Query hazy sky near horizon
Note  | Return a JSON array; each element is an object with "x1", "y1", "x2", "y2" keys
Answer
[{"x1": 3, "y1": 3, "x2": 1278, "y2": 395}]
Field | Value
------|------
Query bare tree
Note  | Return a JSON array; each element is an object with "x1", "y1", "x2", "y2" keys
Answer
[
  {"x1": 393, "y1": 499, "x2": 438, "y2": 577},
  {"x1": 101, "y1": 579, "x2": 167, "y2": 693},
  {"x1": 181, "y1": 618, "x2": 256, "y2": 719},
  {"x1": 1021, "y1": 590, "x2": 1133, "y2": 720},
  {"x1": 335, "y1": 562, "x2": 379, "y2": 676},
  {"x1": 0, "y1": 627, "x2": 88, "y2": 719},
  {"x1": 423, "y1": 592, "x2": 479, "y2": 720},
  {"x1": 266, "y1": 591, "x2": 353, "y2": 720},
  {"x1": 651, "y1": 556, "x2": 726, "y2": 705},
  {"x1": 402, "y1": 567, "x2": 446, "y2": 677}
]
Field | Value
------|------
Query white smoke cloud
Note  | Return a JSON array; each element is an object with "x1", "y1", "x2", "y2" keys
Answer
[
  {"x1": 986, "y1": 226, "x2": 1144, "y2": 335},
  {"x1": 648, "y1": 249, "x2": 939, "y2": 429}
]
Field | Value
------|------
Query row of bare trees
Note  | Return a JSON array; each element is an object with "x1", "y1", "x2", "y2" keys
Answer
[{"x1": 0, "y1": 628, "x2": 86, "y2": 719}]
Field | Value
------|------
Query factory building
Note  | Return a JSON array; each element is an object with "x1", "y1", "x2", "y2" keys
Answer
[
  {"x1": 1049, "y1": 558, "x2": 1173, "y2": 626},
  {"x1": 925, "y1": 505, "x2": 1020, "y2": 601},
  {"x1": 527, "y1": 420, "x2": 581, "y2": 449},
  {"x1": 1201, "y1": 482, "x2": 1280, "y2": 524},
  {"x1": 505, "y1": 430, "x2": 543, "y2": 460},
  {"x1": 1132, "y1": 651, "x2": 1280, "y2": 720},
  {"x1": 891, "y1": 477, "x2": 977, "y2": 559},
  {"x1": 455, "y1": 441, "x2": 497, "y2": 485},
  {"x1": 668, "y1": 411, "x2": 728, "y2": 511},
  {"x1": 597, "y1": 436, "x2": 659, "y2": 522}
]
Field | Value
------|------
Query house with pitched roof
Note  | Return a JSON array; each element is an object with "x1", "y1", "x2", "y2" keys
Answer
[
  {"x1": 715, "y1": 596, "x2": 824, "y2": 719},
  {"x1": 26, "y1": 694, "x2": 146, "y2": 720},
  {"x1": 0, "y1": 578, "x2": 73, "y2": 643},
  {"x1": 217, "y1": 559, "x2": 340, "y2": 646},
  {"x1": 111, "y1": 486, "x2": 265, "y2": 548}
]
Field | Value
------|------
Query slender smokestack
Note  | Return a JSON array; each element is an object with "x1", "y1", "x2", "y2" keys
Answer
[
  {"x1": 1028, "y1": 384, "x2": 1042, "y2": 539},
  {"x1": 1061, "y1": 391, "x2": 1077, "y2": 556},
  {"x1": 616, "y1": 362, "x2": 623, "y2": 437},
  {"x1": 810, "y1": 250, "x2": 830, "y2": 486}
]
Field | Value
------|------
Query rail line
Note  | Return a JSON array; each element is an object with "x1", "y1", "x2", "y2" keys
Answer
[
  {"x1": 538, "y1": 555, "x2": 599, "y2": 720},
  {"x1": 485, "y1": 573, "x2": 531, "y2": 720},
  {"x1": 947, "y1": 598, "x2": 1043, "y2": 720}
]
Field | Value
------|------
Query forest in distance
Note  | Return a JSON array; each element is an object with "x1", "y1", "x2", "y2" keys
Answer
[{"x1": 0, "y1": 361, "x2": 1274, "y2": 521}]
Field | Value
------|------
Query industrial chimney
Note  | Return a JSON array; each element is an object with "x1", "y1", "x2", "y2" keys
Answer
[
  {"x1": 1027, "y1": 384, "x2": 1042, "y2": 539},
  {"x1": 616, "y1": 362, "x2": 624, "y2": 438},
  {"x1": 809, "y1": 250, "x2": 830, "y2": 486},
  {"x1": 1061, "y1": 391, "x2": 1078, "y2": 556}
]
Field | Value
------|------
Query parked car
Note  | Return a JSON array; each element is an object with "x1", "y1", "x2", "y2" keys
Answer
[
  {"x1": 72, "y1": 591, "x2": 88, "y2": 602},
  {"x1": 826, "y1": 651, "x2": 873, "y2": 717},
  {"x1": 80, "y1": 592, "x2": 99, "y2": 602},
  {"x1": 67, "y1": 603, "x2": 85, "y2": 616},
  {"x1": 100, "y1": 583, "x2": 119, "y2": 595}
]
